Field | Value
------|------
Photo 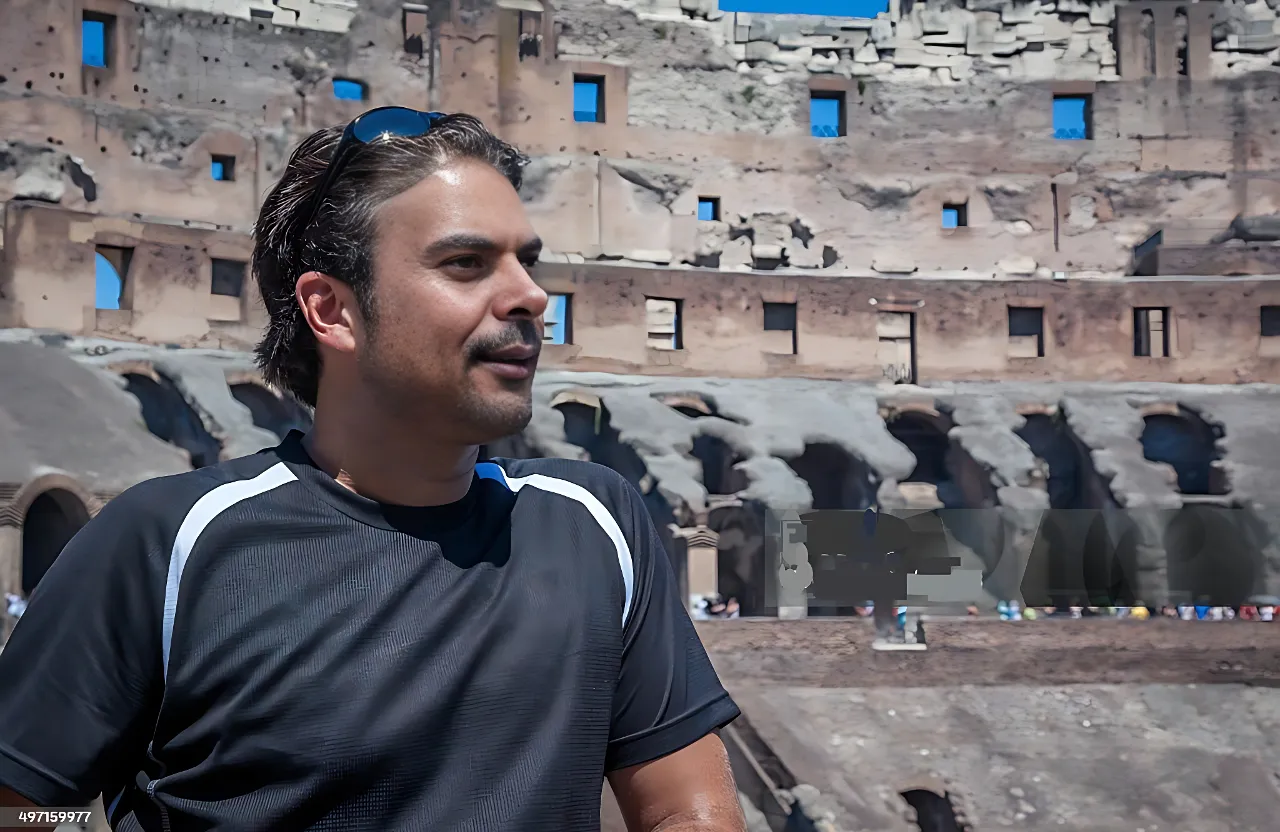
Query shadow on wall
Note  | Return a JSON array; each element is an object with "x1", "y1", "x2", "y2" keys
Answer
[
  {"x1": 230, "y1": 383, "x2": 313, "y2": 441},
  {"x1": 124, "y1": 373, "x2": 222, "y2": 468},
  {"x1": 21, "y1": 489, "x2": 89, "y2": 594}
]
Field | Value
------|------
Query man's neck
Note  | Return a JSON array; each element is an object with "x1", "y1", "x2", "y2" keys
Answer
[{"x1": 303, "y1": 397, "x2": 478, "y2": 508}]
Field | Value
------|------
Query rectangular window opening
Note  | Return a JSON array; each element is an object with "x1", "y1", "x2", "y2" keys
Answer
[
  {"x1": 211, "y1": 258, "x2": 247, "y2": 298},
  {"x1": 763, "y1": 301, "x2": 798, "y2": 355},
  {"x1": 544, "y1": 293, "x2": 572, "y2": 345},
  {"x1": 573, "y1": 75, "x2": 605, "y2": 123},
  {"x1": 403, "y1": 8, "x2": 428, "y2": 57},
  {"x1": 211, "y1": 154, "x2": 236, "y2": 182},
  {"x1": 942, "y1": 202, "x2": 968, "y2": 229},
  {"x1": 518, "y1": 10, "x2": 543, "y2": 60},
  {"x1": 94, "y1": 245, "x2": 133, "y2": 311},
  {"x1": 1053, "y1": 94, "x2": 1092, "y2": 140},
  {"x1": 646, "y1": 297, "x2": 682, "y2": 351},
  {"x1": 1261, "y1": 305, "x2": 1280, "y2": 338},
  {"x1": 1007, "y1": 306, "x2": 1045, "y2": 358},
  {"x1": 1134, "y1": 307, "x2": 1170, "y2": 358},
  {"x1": 82, "y1": 12, "x2": 115, "y2": 69},
  {"x1": 810, "y1": 90, "x2": 846, "y2": 138},
  {"x1": 333, "y1": 78, "x2": 368, "y2": 101},
  {"x1": 249, "y1": 8, "x2": 274, "y2": 19},
  {"x1": 697, "y1": 197, "x2": 721, "y2": 222}
]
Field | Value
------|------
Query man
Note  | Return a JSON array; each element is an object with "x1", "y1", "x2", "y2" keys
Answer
[{"x1": 0, "y1": 108, "x2": 746, "y2": 831}]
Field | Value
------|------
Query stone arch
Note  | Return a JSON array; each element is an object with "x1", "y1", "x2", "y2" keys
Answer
[
  {"x1": 884, "y1": 408, "x2": 994, "y2": 509},
  {"x1": 786, "y1": 443, "x2": 879, "y2": 511},
  {"x1": 230, "y1": 382, "x2": 312, "y2": 441},
  {"x1": 15, "y1": 477, "x2": 93, "y2": 594},
  {"x1": 551, "y1": 391, "x2": 679, "y2": 560},
  {"x1": 1140, "y1": 404, "x2": 1227, "y2": 495},
  {"x1": 123, "y1": 371, "x2": 221, "y2": 468}
]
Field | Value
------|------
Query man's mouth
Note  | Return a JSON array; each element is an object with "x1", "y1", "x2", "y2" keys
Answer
[{"x1": 476, "y1": 344, "x2": 539, "y2": 380}]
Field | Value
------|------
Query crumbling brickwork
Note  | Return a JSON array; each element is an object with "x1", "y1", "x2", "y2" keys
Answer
[{"x1": 0, "y1": 0, "x2": 1277, "y2": 380}]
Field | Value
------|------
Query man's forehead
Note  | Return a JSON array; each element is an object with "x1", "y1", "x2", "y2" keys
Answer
[{"x1": 377, "y1": 160, "x2": 533, "y2": 244}]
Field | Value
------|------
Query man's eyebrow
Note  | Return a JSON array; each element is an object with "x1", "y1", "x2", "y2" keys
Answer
[
  {"x1": 421, "y1": 233, "x2": 499, "y2": 260},
  {"x1": 420, "y1": 234, "x2": 543, "y2": 260}
]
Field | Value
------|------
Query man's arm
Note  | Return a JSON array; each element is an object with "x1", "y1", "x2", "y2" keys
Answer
[
  {"x1": 0, "y1": 483, "x2": 170, "y2": 808},
  {"x1": 609, "y1": 733, "x2": 744, "y2": 832},
  {"x1": 603, "y1": 476, "x2": 745, "y2": 832}
]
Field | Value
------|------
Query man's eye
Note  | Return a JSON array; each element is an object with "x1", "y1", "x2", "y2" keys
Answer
[
  {"x1": 446, "y1": 255, "x2": 483, "y2": 269},
  {"x1": 518, "y1": 257, "x2": 540, "y2": 270}
]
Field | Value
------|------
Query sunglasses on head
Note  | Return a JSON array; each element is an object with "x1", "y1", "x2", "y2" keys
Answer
[{"x1": 300, "y1": 106, "x2": 447, "y2": 233}]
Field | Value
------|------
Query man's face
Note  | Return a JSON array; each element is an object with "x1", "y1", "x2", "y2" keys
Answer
[{"x1": 357, "y1": 158, "x2": 547, "y2": 445}]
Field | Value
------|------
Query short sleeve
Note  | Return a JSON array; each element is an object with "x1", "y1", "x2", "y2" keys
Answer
[
  {"x1": 605, "y1": 482, "x2": 740, "y2": 771},
  {"x1": 0, "y1": 484, "x2": 170, "y2": 805}
]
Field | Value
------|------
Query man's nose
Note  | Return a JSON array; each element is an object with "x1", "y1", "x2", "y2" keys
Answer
[{"x1": 495, "y1": 255, "x2": 548, "y2": 321}]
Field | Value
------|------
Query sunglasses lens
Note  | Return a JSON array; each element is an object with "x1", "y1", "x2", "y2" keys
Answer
[{"x1": 351, "y1": 108, "x2": 433, "y2": 144}]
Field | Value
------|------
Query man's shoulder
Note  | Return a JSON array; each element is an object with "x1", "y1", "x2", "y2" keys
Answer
[
  {"x1": 482, "y1": 457, "x2": 639, "y2": 520},
  {"x1": 103, "y1": 446, "x2": 292, "y2": 531},
  {"x1": 487, "y1": 456, "x2": 632, "y2": 493}
]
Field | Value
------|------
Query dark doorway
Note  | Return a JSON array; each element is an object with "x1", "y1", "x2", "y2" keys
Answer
[
  {"x1": 21, "y1": 489, "x2": 91, "y2": 594},
  {"x1": 900, "y1": 788, "x2": 962, "y2": 832},
  {"x1": 1140, "y1": 407, "x2": 1227, "y2": 495}
]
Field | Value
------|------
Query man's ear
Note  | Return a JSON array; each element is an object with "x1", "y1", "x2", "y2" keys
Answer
[{"x1": 296, "y1": 271, "x2": 360, "y2": 355}]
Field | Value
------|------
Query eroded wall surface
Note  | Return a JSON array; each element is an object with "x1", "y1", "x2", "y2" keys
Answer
[{"x1": 0, "y1": 0, "x2": 1278, "y2": 374}]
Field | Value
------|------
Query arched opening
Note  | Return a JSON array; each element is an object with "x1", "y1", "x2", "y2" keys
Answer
[
  {"x1": 900, "y1": 788, "x2": 963, "y2": 832},
  {"x1": 554, "y1": 397, "x2": 678, "y2": 554},
  {"x1": 693, "y1": 435, "x2": 748, "y2": 496},
  {"x1": 1140, "y1": 407, "x2": 1227, "y2": 495},
  {"x1": 1165, "y1": 504, "x2": 1263, "y2": 605},
  {"x1": 230, "y1": 383, "x2": 312, "y2": 441},
  {"x1": 1140, "y1": 10, "x2": 1156, "y2": 77},
  {"x1": 1015, "y1": 413, "x2": 1084, "y2": 510},
  {"x1": 885, "y1": 411, "x2": 994, "y2": 509},
  {"x1": 1174, "y1": 8, "x2": 1189, "y2": 77},
  {"x1": 786, "y1": 442, "x2": 879, "y2": 511},
  {"x1": 124, "y1": 372, "x2": 221, "y2": 468},
  {"x1": 21, "y1": 489, "x2": 90, "y2": 594}
]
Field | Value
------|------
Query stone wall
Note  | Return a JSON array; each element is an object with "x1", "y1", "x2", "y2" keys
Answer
[{"x1": 1, "y1": 0, "x2": 1279, "y2": 361}]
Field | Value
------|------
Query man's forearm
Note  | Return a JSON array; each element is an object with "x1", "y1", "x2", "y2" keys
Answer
[{"x1": 650, "y1": 806, "x2": 747, "y2": 832}]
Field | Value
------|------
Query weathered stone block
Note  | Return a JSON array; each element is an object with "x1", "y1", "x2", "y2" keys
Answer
[
  {"x1": 854, "y1": 44, "x2": 880, "y2": 63},
  {"x1": 1001, "y1": 2, "x2": 1038, "y2": 24},
  {"x1": 999, "y1": 255, "x2": 1038, "y2": 275},
  {"x1": 744, "y1": 41, "x2": 780, "y2": 61},
  {"x1": 873, "y1": 253, "x2": 917, "y2": 273}
]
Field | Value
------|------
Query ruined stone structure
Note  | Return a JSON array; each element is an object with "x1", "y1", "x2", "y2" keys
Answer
[{"x1": 3, "y1": 1, "x2": 1280, "y2": 828}]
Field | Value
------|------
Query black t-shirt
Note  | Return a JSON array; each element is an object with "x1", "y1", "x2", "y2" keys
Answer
[{"x1": 0, "y1": 433, "x2": 738, "y2": 831}]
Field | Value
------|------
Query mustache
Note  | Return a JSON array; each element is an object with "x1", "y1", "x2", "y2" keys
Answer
[{"x1": 467, "y1": 319, "x2": 542, "y2": 361}]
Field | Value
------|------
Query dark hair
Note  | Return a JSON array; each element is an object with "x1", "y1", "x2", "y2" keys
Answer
[{"x1": 251, "y1": 114, "x2": 529, "y2": 407}]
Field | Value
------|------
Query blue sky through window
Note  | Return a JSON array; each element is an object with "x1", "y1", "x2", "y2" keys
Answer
[
  {"x1": 573, "y1": 80, "x2": 601, "y2": 123},
  {"x1": 211, "y1": 160, "x2": 226, "y2": 180},
  {"x1": 697, "y1": 198, "x2": 718, "y2": 221},
  {"x1": 333, "y1": 79, "x2": 365, "y2": 101},
  {"x1": 95, "y1": 253, "x2": 122, "y2": 310},
  {"x1": 82, "y1": 20, "x2": 106, "y2": 67},
  {"x1": 811, "y1": 97, "x2": 841, "y2": 138},
  {"x1": 545, "y1": 294, "x2": 568, "y2": 345},
  {"x1": 942, "y1": 207, "x2": 959, "y2": 229},
  {"x1": 719, "y1": 0, "x2": 888, "y2": 15},
  {"x1": 1053, "y1": 96, "x2": 1089, "y2": 140}
]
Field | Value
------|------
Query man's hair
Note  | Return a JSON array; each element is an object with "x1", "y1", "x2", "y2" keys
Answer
[{"x1": 251, "y1": 113, "x2": 529, "y2": 407}]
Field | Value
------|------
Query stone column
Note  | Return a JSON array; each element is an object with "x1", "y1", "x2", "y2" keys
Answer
[{"x1": 671, "y1": 525, "x2": 721, "y2": 612}]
